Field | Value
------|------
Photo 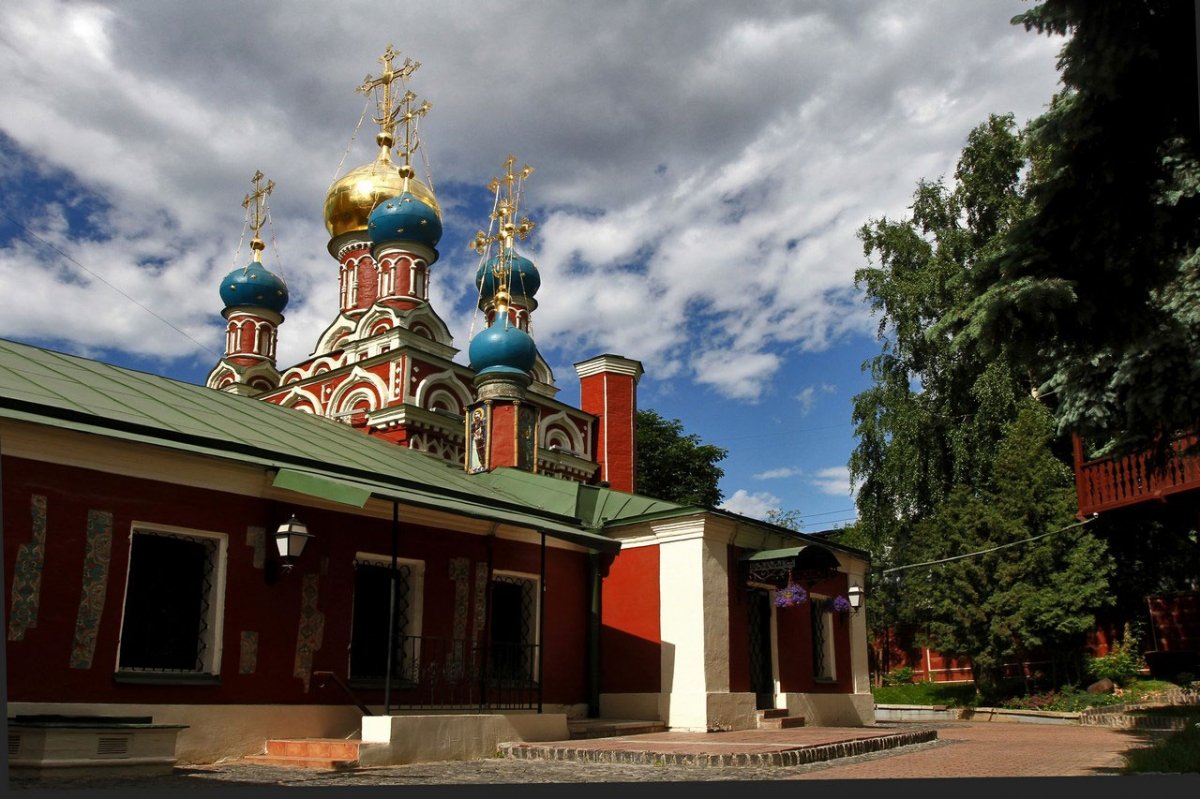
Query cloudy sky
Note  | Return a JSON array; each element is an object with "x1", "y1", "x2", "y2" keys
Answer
[{"x1": 0, "y1": 0, "x2": 1065, "y2": 530}]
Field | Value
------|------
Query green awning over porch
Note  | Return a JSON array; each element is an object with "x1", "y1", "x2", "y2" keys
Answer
[{"x1": 741, "y1": 544, "x2": 842, "y2": 584}]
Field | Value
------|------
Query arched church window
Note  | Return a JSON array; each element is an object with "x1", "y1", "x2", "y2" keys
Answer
[
  {"x1": 256, "y1": 323, "x2": 272, "y2": 356},
  {"x1": 342, "y1": 262, "x2": 358, "y2": 308},
  {"x1": 411, "y1": 262, "x2": 426, "y2": 299}
]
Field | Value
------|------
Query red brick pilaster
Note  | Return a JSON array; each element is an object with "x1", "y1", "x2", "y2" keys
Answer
[{"x1": 574, "y1": 355, "x2": 643, "y2": 493}]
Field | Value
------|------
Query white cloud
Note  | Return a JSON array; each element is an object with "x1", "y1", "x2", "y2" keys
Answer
[
  {"x1": 810, "y1": 466, "x2": 858, "y2": 498},
  {"x1": 0, "y1": 0, "x2": 1063, "y2": 405},
  {"x1": 796, "y1": 383, "x2": 837, "y2": 415},
  {"x1": 753, "y1": 467, "x2": 801, "y2": 480},
  {"x1": 719, "y1": 489, "x2": 781, "y2": 521}
]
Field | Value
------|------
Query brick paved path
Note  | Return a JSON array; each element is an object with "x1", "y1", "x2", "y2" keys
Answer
[
  {"x1": 786, "y1": 721, "x2": 1147, "y2": 779},
  {"x1": 9, "y1": 722, "x2": 1193, "y2": 789}
]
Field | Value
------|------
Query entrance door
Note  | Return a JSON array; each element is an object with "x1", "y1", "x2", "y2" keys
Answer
[{"x1": 747, "y1": 588, "x2": 775, "y2": 710}]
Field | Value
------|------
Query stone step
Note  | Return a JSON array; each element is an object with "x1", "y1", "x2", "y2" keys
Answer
[
  {"x1": 758, "y1": 715, "x2": 805, "y2": 729},
  {"x1": 568, "y1": 719, "x2": 668, "y2": 739},
  {"x1": 756, "y1": 708, "x2": 789, "y2": 720},
  {"x1": 241, "y1": 738, "x2": 362, "y2": 770},
  {"x1": 265, "y1": 738, "x2": 362, "y2": 760},
  {"x1": 241, "y1": 753, "x2": 358, "y2": 770}
]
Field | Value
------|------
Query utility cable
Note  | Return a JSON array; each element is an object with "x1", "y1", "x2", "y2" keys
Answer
[
  {"x1": 1, "y1": 209, "x2": 218, "y2": 358},
  {"x1": 881, "y1": 514, "x2": 1097, "y2": 575}
]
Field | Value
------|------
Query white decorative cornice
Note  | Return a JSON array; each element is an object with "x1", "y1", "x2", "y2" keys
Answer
[{"x1": 574, "y1": 354, "x2": 645, "y2": 381}]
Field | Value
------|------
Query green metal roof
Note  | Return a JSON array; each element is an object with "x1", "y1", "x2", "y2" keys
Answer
[
  {"x1": 0, "y1": 338, "x2": 619, "y2": 553},
  {"x1": 471, "y1": 467, "x2": 691, "y2": 526},
  {"x1": 0, "y1": 338, "x2": 866, "y2": 562}
]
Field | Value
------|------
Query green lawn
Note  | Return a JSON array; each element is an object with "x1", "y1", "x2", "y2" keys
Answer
[
  {"x1": 1123, "y1": 723, "x2": 1200, "y2": 774},
  {"x1": 871, "y1": 681, "x2": 979, "y2": 707},
  {"x1": 871, "y1": 677, "x2": 1184, "y2": 711},
  {"x1": 872, "y1": 676, "x2": 1200, "y2": 773}
]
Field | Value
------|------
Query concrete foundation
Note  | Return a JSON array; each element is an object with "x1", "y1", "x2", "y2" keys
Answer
[{"x1": 359, "y1": 713, "x2": 570, "y2": 765}]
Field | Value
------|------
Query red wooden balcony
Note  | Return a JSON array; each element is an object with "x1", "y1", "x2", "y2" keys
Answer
[{"x1": 1074, "y1": 433, "x2": 1200, "y2": 517}]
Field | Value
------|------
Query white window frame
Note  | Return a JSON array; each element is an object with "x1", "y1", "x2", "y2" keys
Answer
[
  {"x1": 114, "y1": 523, "x2": 229, "y2": 676},
  {"x1": 490, "y1": 569, "x2": 541, "y2": 682},
  {"x1": 811, "y1": 594, "x2": 837, "y2": 682},
  {"x1": 350, "y1": 553, "x2": 425, "y2": 680},
  {"x1": 750, "y1": 580, "x2": 782, "y2": 702}
]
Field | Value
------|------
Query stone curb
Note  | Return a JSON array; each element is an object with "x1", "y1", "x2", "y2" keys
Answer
[{"x1": 499, "y1": 729, "x2": 938, "y2": 768}]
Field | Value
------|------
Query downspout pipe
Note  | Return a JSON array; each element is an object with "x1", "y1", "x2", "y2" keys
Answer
[
  {"x1": 538, "y1": 530, "x2": 546, "y2": 713},
  {"x1": 587, "y1": 551, "x2": 601, "y2": 718},
  {"x1": 383, "y1": 499, "x2": 399, "y2": 714}
]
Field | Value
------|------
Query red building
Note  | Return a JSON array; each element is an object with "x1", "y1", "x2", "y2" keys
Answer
[
  {"x1": 1072, "y1": 433, "x2": 1200, "y2": 678},
  {"x1": 3, "y1": 49, "x2": 873, "y2": 770}
]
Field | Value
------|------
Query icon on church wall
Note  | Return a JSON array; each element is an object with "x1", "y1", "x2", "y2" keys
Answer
[
  {"x1": 516, "y1": 404, "x2": 538, "y2": 472},
  {"x1": 467, "y1": 406, "x2": 489, "y2": 473}
]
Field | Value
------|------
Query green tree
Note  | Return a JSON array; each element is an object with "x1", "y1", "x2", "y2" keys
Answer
[
  {"x1": 959, "y1": 1, "x2": 1200, "y2": 457},
  {"x1": 905, "y1": 400, "x2": 1113, "y2": 693},
  {"x1": 851, "y1": 113, "x2": 1033, "y2": 561},
  {"x1": 764, "y1": 508, "x2": 803, "y2": 531},
  {"x1": 634, "y1": 409, "x2": 727, "y2": 507}
]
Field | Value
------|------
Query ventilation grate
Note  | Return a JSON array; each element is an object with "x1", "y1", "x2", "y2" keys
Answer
[
  {"x1": 97, "y1": 735, "x2": 131, "y2": 756},
  {"x1": 8, "y1": 734, "x2": 20, "y2": 756}
]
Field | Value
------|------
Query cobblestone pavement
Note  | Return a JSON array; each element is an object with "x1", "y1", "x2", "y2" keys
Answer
[{"x1": 8, "y1": 721, "x2": 1197, "y2": 791}]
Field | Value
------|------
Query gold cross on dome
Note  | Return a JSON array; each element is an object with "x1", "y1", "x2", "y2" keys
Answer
[
  {"x1": 242, "y1": 170, "x2": 274, "y2": 259},
  {"x1": 395, "y1": 89, "x2": 432, "y2": 166},
  {"x1": 471, "y1": 155, "x2": 535, "y2": 254},
  {"x1": 356, "y1": 44, "x2": 422, "y2": 139}
]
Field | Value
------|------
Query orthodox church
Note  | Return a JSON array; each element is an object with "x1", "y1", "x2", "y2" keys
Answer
[
  {"x1": 2, "y1": 48, "x2": 872, "y2": 771},
  {"x1": 203, "y1": 49, "x2": 617, "y2": 489}
]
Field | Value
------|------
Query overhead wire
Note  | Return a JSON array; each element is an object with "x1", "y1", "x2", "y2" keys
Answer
[
  {"x1": 0, "y1": 209, "x2": 219, "y2": 358},
  {"x1": 881, "y1": 515, "x2": 1098, "y2": 575}
]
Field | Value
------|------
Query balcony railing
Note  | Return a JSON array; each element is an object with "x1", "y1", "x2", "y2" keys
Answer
[{"x1": 1074, "y1": 433, "x2": 1200, "y2": 517}]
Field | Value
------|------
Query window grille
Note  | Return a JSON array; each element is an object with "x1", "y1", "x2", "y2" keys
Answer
[
  {"x1": 118, "y1": 531, "x2": 219, "y2": 674},
  {"x1": 350, "y1": 561, "x2": 414, "y2": 681},
  {"x1": 489, "y1": 575, "x2": 537, "y2": 686},
  {"x1": 811, "y1": 601, "x2": 829, "y2": 680}
]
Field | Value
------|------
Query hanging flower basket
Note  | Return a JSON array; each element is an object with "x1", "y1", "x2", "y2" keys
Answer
[
  {"x1": 832, "y1": 594, "x2": 851, "y2": 614},
  {"x1": 774, "y1": 577, "x2": 808, "y2": 608}
]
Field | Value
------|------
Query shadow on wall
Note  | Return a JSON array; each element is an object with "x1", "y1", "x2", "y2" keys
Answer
[{"x1": 600, "y1": 625, "x2": 663, "y2": 694}]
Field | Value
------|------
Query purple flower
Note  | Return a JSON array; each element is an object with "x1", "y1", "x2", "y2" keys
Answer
[
  {"x1": 775, "y1": 583, "x2": 808, "y2": 608},
  {"x1": 832, "y1": 595, "x2": 851, "y2": 613}
]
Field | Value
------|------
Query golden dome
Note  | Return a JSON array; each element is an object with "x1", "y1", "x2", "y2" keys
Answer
[{"x1": 323, "y1": 146, "x2": 441, "y2": 238}]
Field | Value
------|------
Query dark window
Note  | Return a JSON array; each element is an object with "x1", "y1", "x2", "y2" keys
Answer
[
  {"x1": 747, "y1": 588, "x2": 774, "y2": 709},
  {"x1": 489, "y1": 575, "x2": 536, "y2": 684},
  {"x1": 118, "y1": 532, "x2": 218, "y2": 673},
  {"x1": 349, "y1": 562, "x2": 413, "y2": 681},
  {"x1": 811, "y1": 600, "x2": 833, "y2": 680}
]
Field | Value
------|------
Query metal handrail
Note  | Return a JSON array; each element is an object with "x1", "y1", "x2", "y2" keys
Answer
[{"x1": 312, "y1": 670, "x2": 374, "y2": 716}]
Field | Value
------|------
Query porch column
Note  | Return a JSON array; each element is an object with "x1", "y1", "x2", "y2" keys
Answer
[{"x1": 657, "y1": 529, "x2": 734, "y2": 730}]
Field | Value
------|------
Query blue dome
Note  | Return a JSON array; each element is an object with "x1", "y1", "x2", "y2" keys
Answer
[
  {"x1": 468, "y1": 322, "x2": 537, "y2": 377},
  {"x1": 367, "y1": 191, "x2": 443, "y2": 250},
  {"x1": 220, "y1": 261, "x2": 288, "y2": 313},
  {"x1": 476, "y1": 252, "x2": 540, "y2": 300}
]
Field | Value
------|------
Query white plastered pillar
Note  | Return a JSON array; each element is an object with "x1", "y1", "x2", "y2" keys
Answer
[{"x1": 657, "y1": 526, "x2": 735, "y2": 730}]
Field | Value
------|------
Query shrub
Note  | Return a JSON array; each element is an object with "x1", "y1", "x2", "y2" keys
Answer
[
  {"x1": 1086, "y1": 624, "x2": 1145, "y2": 685},
  {"x1": 882, "y1": 666, "x2": 915, "y2": 686},
  {"x1": 1001, "y1": 685, "x2": 1124, "y2": 712}
]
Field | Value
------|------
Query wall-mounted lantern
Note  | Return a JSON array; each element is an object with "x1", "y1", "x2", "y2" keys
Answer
[
  {"x1": 847, "y1": 583, "x2": 865, "y2": 612},
  {"x1": 266, "y1": 514, "x2": 313, "y2": 583}
]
